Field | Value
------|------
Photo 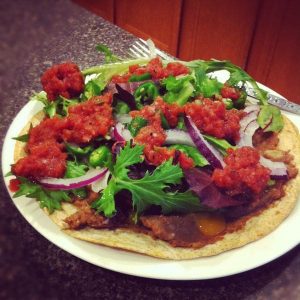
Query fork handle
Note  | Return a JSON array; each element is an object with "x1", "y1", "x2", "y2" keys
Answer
[{"x1": 267, "y1": 94, "x2": 300, "y2": 115}]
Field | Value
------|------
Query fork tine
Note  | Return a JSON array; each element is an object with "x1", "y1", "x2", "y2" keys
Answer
[
  {"x1": 127, "y1": 51, "x2": 138, "y2": 59},
  {"x1": 129, "y1": 48, "x2": 142, "y2": 58},
  {"x1": 135, "y1": 40, "x2": 151, "y2": 55},
  {"x1": 132, "y1": 44, "x2": 149, "y2": 57},
  {"x1": 138, "y1": 38, "x2": 171, "y2": 60}
]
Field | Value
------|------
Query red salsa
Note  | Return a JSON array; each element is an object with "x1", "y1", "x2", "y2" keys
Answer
[
  {"x1": 212, "y1": 147, "x2": 271, "y2": 194},
  {"x1": 41, "y1": 62, "x2": 84, "y2": 101},
  {"x1": 132, "y1": 103, "x2": 193, "y2": 169},
  {"x1": 130, "y1": 97, "x2": 183, "y2": 128},
  {"x1": 62, "y1": 94, "x2": 113, "y2": 144},
  {"x1": 221, "y1": 85, "x2": 241, "y2": 100},
  {"x1": 9, "y1": 178, "x2": 21, "y2": 192},
  {"x1": 112, "y1": 57, "x2": 190, "y2": 83},
  {"x1": 13, "y1": 93, "x2": 113, "y2": 179},
  {"x1": 184, "y1": 98, "x2": 244, "y2": 142}
]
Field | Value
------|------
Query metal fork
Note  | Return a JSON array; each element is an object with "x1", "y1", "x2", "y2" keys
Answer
[
  {"x1": 128, "y1": 38, "x2": 173, "y2": 61},
  {"x1": 128, "y1": 39, "x2": 300, "y2": 115}
]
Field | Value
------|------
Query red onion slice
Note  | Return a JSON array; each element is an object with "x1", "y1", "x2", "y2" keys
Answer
[
  {"x1": 237, "y1": 108, "x2": 260, "y2": 147},
  {"x1": 113, "y1": 122, "x2": 132, "y2": 142},
  {"x1": 240, "y1": 110, "x2": 259, "y2": 130},
  {"x1": 165, "y1": 129, "x2": 194, "y2": 146},
  {"x1": 237, "y1": 119, "x2": 259, "y2": 147},
  {"x1": 184, "y1": 116, "x2": 225, "y2": 169},
  {"x1": 260, "y1": 157, "x2": 288, "y2": 180},
  {"x1": 40, "y1": 168, "x2": 108, "y2": 190},
  {"x1": 244, "y1": 105, "x2": 260, "y2": 114},
  {"x1": 91, "y1": 170, "x2": 111, "y2": 193}
]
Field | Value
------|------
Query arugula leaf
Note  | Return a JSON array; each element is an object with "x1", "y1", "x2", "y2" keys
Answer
[
  {"x1": 163, "y1": 76, "x2": 195, "y2": 105},
  {"x1": 13, "y1": 133, "x2": 29, "y2": 142},
  {"x1": 257, "y1": 105, "x2": 284, "y2": 132},
  {"x1": 13, "y1": 177, "x2": 70, "y2": 213},
  {"x1": 184, "y1": 60, "x2": 268, "y2": 105},
  {"x1": 96, "y1": 44, "x2": 122, "y2": 63},
  {"x1": 92, "y1": 144, "x2": 202, "y2": 218}
]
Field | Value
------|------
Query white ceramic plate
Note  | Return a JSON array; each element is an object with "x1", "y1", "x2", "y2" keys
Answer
[{"x1": 2, "y1": 90, "x2": 300, "y2": 281}]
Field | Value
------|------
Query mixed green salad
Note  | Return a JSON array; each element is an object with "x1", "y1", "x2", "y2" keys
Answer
[{"x1": 9, "y1": 43, "x2": 287, "y2": 225}]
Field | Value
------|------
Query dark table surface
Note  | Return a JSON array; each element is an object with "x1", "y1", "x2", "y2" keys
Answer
[{"x1": 1, "y1": 0, "x2": 299, "y2": 299}]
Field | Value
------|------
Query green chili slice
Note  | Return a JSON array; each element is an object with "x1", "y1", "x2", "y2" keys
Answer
[
  {"x1": 128, "y1": 117, "x2": 148, "y2": 137},
  {"x1": 89, "y1": 146, "x2": 113, "y2": 169},
  {"x1": 170, "y1": 144, "x2": 209, "y2": 167},
  {"x1": 134, "y1": 82, "x2": 159, "y2": 109},
  {"x1": 129, "y1": 72, "x2": 151, "y2": 82}
]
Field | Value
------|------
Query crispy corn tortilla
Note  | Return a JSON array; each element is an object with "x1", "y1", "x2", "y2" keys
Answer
[{"x1": 14, "y1": 113, "x2": 300, "y2": 259}]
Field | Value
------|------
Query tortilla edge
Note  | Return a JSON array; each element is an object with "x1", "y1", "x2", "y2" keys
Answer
[{"x1": 13, "y1": 114, "x2": 300, "y2": 260}]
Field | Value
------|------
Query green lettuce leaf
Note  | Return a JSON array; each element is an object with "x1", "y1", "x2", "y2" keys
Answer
[
  {"x1": 30, "y1": 91, "x2": 79, "y2": 118},
  {"x1": 257, "y1": 105, "x2": 284, "y2": 132},
  {"x1": 163, "y1": 75, "x2": 195, "y2": 105},
  {"x1": 194, "y1": 66, "x2": 222, "y2": 97},
  {"x1": 64, "y1": 161, "x2": 89, "y2": 199},
  {"x1": 65, "y1": 161, "x2": 88, "y2": 178},
  {"x1": 83, "y1": 73, "x2": 108, "y2": 99}
]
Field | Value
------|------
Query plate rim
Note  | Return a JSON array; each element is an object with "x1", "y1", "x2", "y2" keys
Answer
[{"x1": 2, "y1": 83, "x2": 300, "y2": 281}]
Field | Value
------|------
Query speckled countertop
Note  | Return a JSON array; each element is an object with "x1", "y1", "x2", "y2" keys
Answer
[{"x1": 0, "y1": 0, "x2": 299, "y2": 299}]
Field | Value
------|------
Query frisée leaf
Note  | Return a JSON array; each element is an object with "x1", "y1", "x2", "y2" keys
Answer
[
  {"x1": 113, "y1": 143, "x2": 144, "y2": 179},
  {"x1": 117, "y1": 160, "x2": 201, "y2": 216},
  {"x1": 92, "y1": 179, "x2": 117, "y2": 217},
  {"x1": 92, "y1": 144, "x2": 201, "y2": 218},
  {"x1": 13, "y1": 177, "x2": 70, "y2": 213}
]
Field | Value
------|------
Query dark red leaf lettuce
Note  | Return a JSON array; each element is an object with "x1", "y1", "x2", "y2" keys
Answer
[{"x1": 184, "y1": 168, "x2": 245, "y2": 209}]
